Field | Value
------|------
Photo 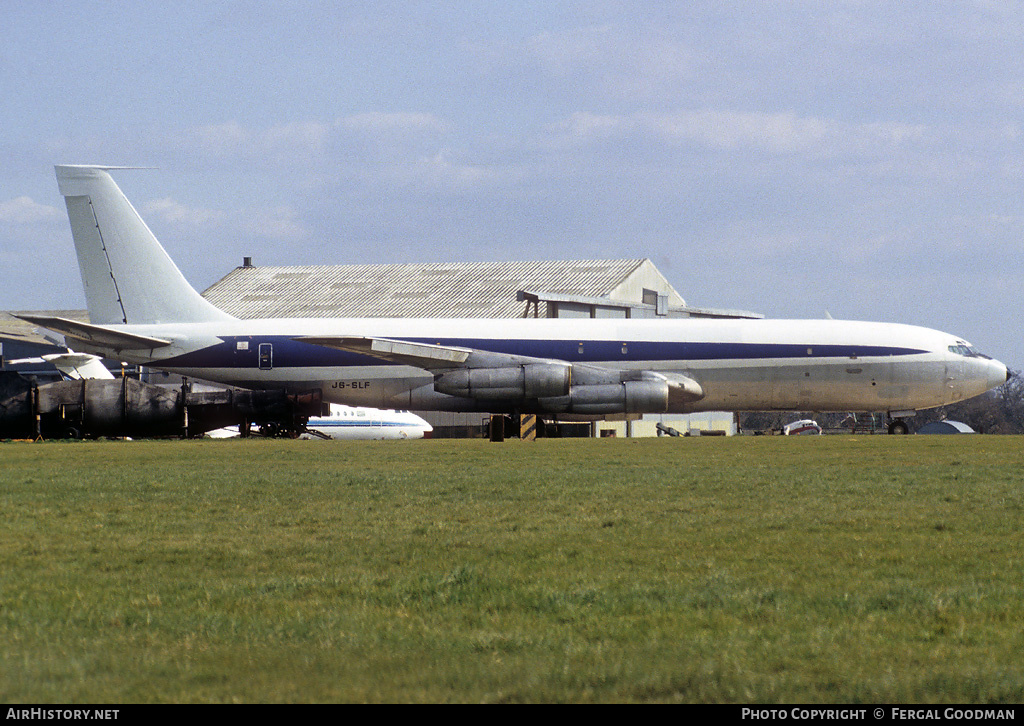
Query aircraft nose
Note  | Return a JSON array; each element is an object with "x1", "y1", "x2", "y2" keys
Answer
[{"x1": 992, "y1": 359, "x2": 1010, "y2": 388}]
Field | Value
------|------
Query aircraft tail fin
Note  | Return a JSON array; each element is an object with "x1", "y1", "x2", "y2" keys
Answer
[{"x1": 55, "y1": 165, "x2": 234, "y2": 325}]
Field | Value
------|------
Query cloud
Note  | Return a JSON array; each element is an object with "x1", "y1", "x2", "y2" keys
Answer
[
  {"x1": 337, "y1": 112, "x2": 448, "y2": 134},
  {"x1": 143, "y1": 198, "x2": 227, "y2": 227},
  {"x1": 190, "y1": 120, "x2": 251, "y2": 155},
  {"x1": 0, "y1": 196, "x2": 62, "y2": 224},
  {"x1": 414, "y1": 149, "x2": 498, "y2": 188},
  {"x1": 0, "y1": 196, "x2": 76, "y2": 308},
  {"x1": 549, "y1": 109, "x2": 930, "y2": 157},
  {"x1": 262, "y1": 121, "x2": 333, "y2": 154},
  {"x1": 178, "y1": 113, "x2": 506, "y2": 197},
  {"x1": 494, "y1": 24, "x2": 698, "y2": 102},
  {"x1": 188, "y1": 120, "x2": 333, "y2": 160},
  {"x1": 142, "y1": 196, "x2": 308, "y2": 242},
  {"x1": 186, "y1": 113, "x2": 448, "y2": 161},
  {"x1": 238, "y1": 205, "x2": 310, "y2": 242},
  {"x1": 522, "y1": 25, "x2": 614, "y2": 77}
]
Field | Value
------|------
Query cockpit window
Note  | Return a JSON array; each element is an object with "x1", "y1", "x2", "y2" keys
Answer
[{"x1": 948, "y1": 343, "x2": 991, "y2": 359}]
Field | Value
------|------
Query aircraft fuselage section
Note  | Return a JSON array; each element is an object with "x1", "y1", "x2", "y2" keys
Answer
[{"x1": 70, "y1": 316, "x2": 1005, "y2": 415}]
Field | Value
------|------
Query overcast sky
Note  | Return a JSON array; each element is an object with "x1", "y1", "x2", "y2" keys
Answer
[{"x1": 2, "y1": 1, "x2": 1022, "y2": 369}]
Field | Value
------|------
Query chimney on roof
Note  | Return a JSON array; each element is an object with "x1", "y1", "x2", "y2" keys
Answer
[{"x1": 242, "y1": 257, "x2": 253, "y2": 268}]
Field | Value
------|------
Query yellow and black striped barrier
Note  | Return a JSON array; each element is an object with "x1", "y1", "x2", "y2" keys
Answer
[{"x1": 520, "y1": 414, "x2": 537, "y2": 441}]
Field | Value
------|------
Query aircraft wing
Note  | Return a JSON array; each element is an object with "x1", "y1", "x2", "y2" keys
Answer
[
  {"x1": 13, "y1": 314, "x2": 172, "y2": 351},
  {"x1": 298, "y1": 335, "x2": 474, "y2": 369},
  {"x1": 299, "y1": 334, "x2": 704, "y2": 405}
]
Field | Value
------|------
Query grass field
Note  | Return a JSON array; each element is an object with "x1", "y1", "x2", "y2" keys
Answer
[{"x1": 1, "y1": 435, "x2": 1022, "y2": 703}]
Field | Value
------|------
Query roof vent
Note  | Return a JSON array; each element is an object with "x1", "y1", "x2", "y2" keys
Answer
[{"x1": 242, "y1": 257, "x2": 253, "y2": 268}]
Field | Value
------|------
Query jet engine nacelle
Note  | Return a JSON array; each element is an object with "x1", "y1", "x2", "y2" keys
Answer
[
  {"x1": 434, "y1": 363, "x2": 571, "y2": 400},
  {"x1": 539, "y1": 380, "x2": 670, "y2": 414}
]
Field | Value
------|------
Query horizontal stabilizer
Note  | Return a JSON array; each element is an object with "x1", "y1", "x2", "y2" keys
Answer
[{"x1": 14, "y1": 314, "x2": 171, "y2": 351}]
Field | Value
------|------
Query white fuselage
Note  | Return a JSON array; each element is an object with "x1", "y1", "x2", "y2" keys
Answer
[
  {"x1": 304, "y1": 405, "x2": 432, "y2": 440},
  {"x1": 72, "y1": 316, "x2": 1008, "y2": 415}
]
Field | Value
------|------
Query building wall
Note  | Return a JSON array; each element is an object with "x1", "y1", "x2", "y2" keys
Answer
[
  {"x1": 606, "y1": 260, "x2": 686, "y2": 308},
  {"x1": 595, "y1": 412, "x2": 737, "y2": 438}
]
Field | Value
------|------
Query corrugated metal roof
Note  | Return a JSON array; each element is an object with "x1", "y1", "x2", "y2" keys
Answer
[{"x1": 202, "y1": 259, "x2": 663, "y2": 319}]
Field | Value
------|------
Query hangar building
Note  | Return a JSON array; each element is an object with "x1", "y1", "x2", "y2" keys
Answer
[{"x1": 201, "y1": 257, "x2": 760, "y2": 322}]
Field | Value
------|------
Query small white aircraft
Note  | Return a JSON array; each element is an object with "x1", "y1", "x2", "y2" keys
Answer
[
  {"x1": 302, "y1": 405, "x2": 432, "y2": 440},
  {"x1": 19, "y1": 166, "x2": 1010, "y2": 435},
  {"x1": 6, "y1": 349, "x2": 114, "y2": 380},
  {"x1": 208, "y1": 404, "x2": 432, "y2": 439},
  {"x1": 783, "y1": 419, "x2": 823, "y2": 435}
]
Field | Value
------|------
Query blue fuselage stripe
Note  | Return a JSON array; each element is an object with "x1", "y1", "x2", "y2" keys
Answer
[{"x1": 156, "y1": 336, "x2": 926, "y2": 369}]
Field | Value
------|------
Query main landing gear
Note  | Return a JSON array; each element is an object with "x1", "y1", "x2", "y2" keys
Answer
[{"x1": 887, "y1": 418, "x2": 911, "y2": 435}]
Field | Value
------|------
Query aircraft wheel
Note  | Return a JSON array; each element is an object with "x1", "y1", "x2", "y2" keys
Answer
[
  {"x1": 64, "y1": 426, "x2": 81, "y2": 440},
  {"x1": 888, "y1": 419, "x2": 910, "y2": 435}
]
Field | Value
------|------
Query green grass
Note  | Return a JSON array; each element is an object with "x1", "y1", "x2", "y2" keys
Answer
[{"x1": 1, "y1": 436, "x2": 1022, "y2": 702}]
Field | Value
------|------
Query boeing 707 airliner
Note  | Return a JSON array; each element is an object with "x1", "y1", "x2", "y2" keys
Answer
[{"x1": 17, "y1": 166, "x2": 1009, "y2": 434}]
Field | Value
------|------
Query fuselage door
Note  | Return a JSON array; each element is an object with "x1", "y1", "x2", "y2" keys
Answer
[
  {"x1": 258, "y1": 343, "x2": 273, "y2": 371},
  {"x1": 945, "y1": 354, "x2": 965, "y2": 402}
]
